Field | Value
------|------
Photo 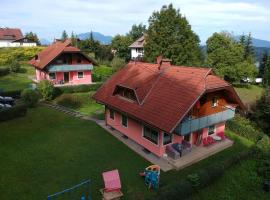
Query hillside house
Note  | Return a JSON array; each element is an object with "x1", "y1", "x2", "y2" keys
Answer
[
  {"x1": 129, "y1": 35, "x2": 145, "y2": 60},
  {"x1": 29, "y1": 39, "x2": 94, "y2": 85},
  {"x1": 93, "y1": 57, "x2": 244, "y2": 158},
  {"x1": 0, "y1": 28, "x2": 36, "y2": 47}
]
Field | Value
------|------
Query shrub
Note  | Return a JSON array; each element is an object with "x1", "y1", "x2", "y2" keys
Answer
[
  {"x1": 0, "y1": 103, "x2": 27, "y2": 121},
  {"x1": 0, "y1": 90, "x2": 22, "y2": 98},
  {"x1": 37, "y1": 80, "x2": 54, "y2": 100},
  {"x1": 9, "y1": 60, "x2": 21, "y2": 73},
  {"x1": 55, "y1": 94, "x2": 82, "y2": 109},
  {"x1": 92, "y1": 65, "x2": 113, "y2": 82},
  {"x1": 227, "y1": 115, "x2": 263, "y2": 143},
  {"x1": 21, "y1": 89, "x2": 39, "y2": 107},
  {"x1": 58, "y1": 83, "x2": 102, "y2": 94},
  {"x1": 0, "y1": 67, "x2": 10, "y2": 76},
  {"x1": 257, "y1": 154, "x2": 270, "y2": 180},
  {"x1": 111, "y1": 56, "x2": 126, "y2": 71},
  {"x1": 198, "y1": 163, "x2": 224, "y2": 187},
  {"x1": 257, "y1": 135, "x2": 270, "y2": 153},
  {"x1": 187, "y1": 173, "x2": 200, "y2": 187}
]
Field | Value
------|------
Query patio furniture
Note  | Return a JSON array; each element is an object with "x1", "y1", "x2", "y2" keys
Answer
[
  {"x1": 217, "y1": 132, "x2": 226, "y2": 140},
  {"x1": 101, "y1": 169, "x2": 123, "y2": 200},
  {"x1": 212, "y1": 135, "x2": 222, "y2": 141},
  {"x1": 166, "y1": 144, "x2": 181, "y2": 159},
  {"x1": 207, "y1": 136, "x2": 215, "y2": 145},
  {"x1": 203, "y1": 138, "x2": 209, "y2": 146},
  {"x1": 182, "y1": 140, "x2": 192, "y2": 155},
  {"x1": 0, "y1": 96, "x2": 14, "y2": 105}
]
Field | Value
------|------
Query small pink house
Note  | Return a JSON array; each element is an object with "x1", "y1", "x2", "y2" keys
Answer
[
  {"x1": 29, "y1": 39, "x2": 95, "y2": 85},
  {"x1": 93, "y1": 58, "x2": 245, "y2": 158}
]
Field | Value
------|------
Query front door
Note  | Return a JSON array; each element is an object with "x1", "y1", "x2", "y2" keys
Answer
[{"x1": 64, "y1": 72, "x2": 69, "y2": 83}]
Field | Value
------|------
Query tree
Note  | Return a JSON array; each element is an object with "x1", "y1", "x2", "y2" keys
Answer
[
  {"x1": 263, "y1": 55, "x2": 270, "y2": 86},
  {"x1": 111, "y1": 34, "x2": 132, "y2": 61},
  {"x1": 127, "y1": 23, "x2": 147, "y2": 40},
  {"x1": 259, "y1": 51, "x2": 269, "y2": 77},
  {"x1": 21, "y1": 89, "x2": 39, "y2": 107},
  {"x1": 206, "y1": 32, "x2": 257, "y2": 83},
  {"x1": 61, "y1": 30, "x2": 68, "y2": 41},
  {"x1": 252, "y1": 88, "x2": 270, "y2": 136},
  {"x1": 37, "y1": 80, "x2": 55, "y2": 100},
  {"x1": 144, "y1": 4, "x2": 201, "y2": 65},
  {"x1": 25, "y1": 31, "x2": 41, "y2": 45},
  {"x1": 9, "y1": 60, "x2": 21, "y2": 73},
  {"x1": 244, "y1": 32, "x2": 255, "y2": 63},
  {"x1": 70, "y1": 31, "x2": 78, "y2": 47}
]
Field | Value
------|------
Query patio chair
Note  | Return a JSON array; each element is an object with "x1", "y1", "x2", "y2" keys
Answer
[
  {"x1": 217, "y1": 132, "x2": 226, "y2": 140},
  {"x1": 166, "y1": 144, "x2": 181, "y2": 159},
  {"x1": 181, "y1": 140, "x2": 192, "y2": 155},
  {"x1": 203, "y1": 138, "x2": 209, "y2": 146},
  {"x1": 207, "y1": 136, "x2": 215, "y2": 145}
]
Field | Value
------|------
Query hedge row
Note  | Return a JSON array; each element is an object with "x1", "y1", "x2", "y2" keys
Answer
[
  {"x1": 151, "y1": 148, "x2": 254, "y2": 200},
  {"x1": 55, "y1": 83, "x2": 103, "y2": 94},
  {"x1": 0, "y1": 67, "x2": 9, "y2": 76},
  {"x1": 0, "y1": 104, "x2": 27, "y2": 121},
  {"x1": 0, "y1": 90, "x2": 22, "y2": 98},
  {"x1": 227, "y1": 115, "x2": 263, "y2": 143}
]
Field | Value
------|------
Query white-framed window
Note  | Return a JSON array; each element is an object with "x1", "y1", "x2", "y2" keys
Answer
[
  {"x1": 211, "y1": 97, "x2": 218, "y2": 107},
  {"x1": 163, "y1": 132, "x2": 172, "y2": 145},
  {"x1": 109, "y1": 109, "x2": 114, "y2": 120},
  {"x1": 121, "y1": 114, "x2": 128, "y2": 127},
  {"x1": 49, "y1": 72, "x2": 56, "y2": 80},
  {"x1": 143, "y1": 126, "x2": 159, "y2": 145},
  {"x1": 208, "y1": 125, "x2": 215, "y2": 135},
  {"x1": 78, "y1": 71, "x2": 84, "y2": 78}
]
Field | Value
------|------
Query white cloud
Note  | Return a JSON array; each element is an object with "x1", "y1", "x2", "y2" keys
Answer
[{"x1": 0, "y1": 0, "x2": 269, "y2": 42}]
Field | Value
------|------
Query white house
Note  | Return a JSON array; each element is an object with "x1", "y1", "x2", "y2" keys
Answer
[
  {"x1": 0, "y1": 28, "x2": 37, "y2": 47},
  {"x1": 129, "y1": 35, "x2": 145, "y2": 59}
]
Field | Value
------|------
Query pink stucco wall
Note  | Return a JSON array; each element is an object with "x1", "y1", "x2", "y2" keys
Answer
[
  {"x1": 35, "y1": 68, "x2": 92, "y2": 85},
  {"x1": 105, "y1": 106, "x2": 226, "y2": 157},
  {"x1": 106, "y1": 107, "x2": 184, "y2": 157}
]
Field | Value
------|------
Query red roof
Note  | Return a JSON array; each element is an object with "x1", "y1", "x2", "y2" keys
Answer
[
  {"x1": 93, "y1": 61, "x2": 244, "y2": 133},
  {"x1": 29, "y1": 40, "x2": 93, "y2": 69},
  {"x1": 0, "y1": 28, "x2": 23, "y2": 40}
]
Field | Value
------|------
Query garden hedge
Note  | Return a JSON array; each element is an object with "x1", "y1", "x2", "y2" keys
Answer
[
  {"x1": 0, "y1": 67, "x2": 10, "y2": 76},
  {"x1": 0, "y1": 104, "x2": 27, "y2": 121},
  {"x1": 56, "y1": 83, "x2": 103, "y2": 94}
]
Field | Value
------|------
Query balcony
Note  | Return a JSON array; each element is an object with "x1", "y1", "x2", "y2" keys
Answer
[{"x1": 175, "y1": 107, "x2": 235, "y2": 136}]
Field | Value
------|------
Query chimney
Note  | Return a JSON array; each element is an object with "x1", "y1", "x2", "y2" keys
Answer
[{"x1": 156, "y1": 56, "x2": 171, "y2": 70}]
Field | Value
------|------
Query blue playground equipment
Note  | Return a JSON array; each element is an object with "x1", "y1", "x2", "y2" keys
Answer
[
  {"x1": 140, "y1": 165, "x2": 160, "y2": 190},
  {"x1": 47, "y1": 179, "x2": 91, "y2": 200}
]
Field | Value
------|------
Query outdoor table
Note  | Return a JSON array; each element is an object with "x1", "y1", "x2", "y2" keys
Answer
[{"x1": 212, "y1": 135, "x2": 222, "y2": 141}]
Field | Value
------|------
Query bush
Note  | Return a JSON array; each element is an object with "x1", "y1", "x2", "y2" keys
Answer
[
  {"x1": 9, "y1": 60, "x2": 21, "y2": 73},
  {"x1": 257, "y1": 135, "x2": 270, "y2": 153},
  {"x1": 92, "y1": 65, "x2": 113, "y2": 82},
  {"x1": 257, "y1": 154, "x2": 270, "y2": 180},
  {"x1": 58, "y1": 83, "x2": 102, "y2": 94},
  {"x1": 198, "y1": 163, "x2": 224, "y2": 187},
  {"x1": 0, "y1": 67, "x2": 10, "y2": 76},
  {"x1": 21, "y1": 89, "x2": 39, "y2": 107},
  {"x1": 37, "y1": 80, "x2": 54, "y2": 100},
  {"x1": 56, "y1": 94, "x2": 82, "y2": 109},
  {"x1": 187, "y1": 173, "x2": 200, "y2": 187},
  {"x1": 0, "y1": 103, "x2": 27, "y2": 121},
  {"x1": 227, "y1": 115, "x2": 263, "y2": 143},
  {"x1": 0, "y1": 90, "x2": 22, "y2": 98},
  {"x1": 111, "y1": 56, "x2": 126, "y2": 71}
]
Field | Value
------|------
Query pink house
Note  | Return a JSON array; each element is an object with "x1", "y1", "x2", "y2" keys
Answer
[
  {"x1": 29, "y1": 39, "x2": 95, "y2": 85},
  {"x1": 93, "y1": 58, "x2": 245, "y2": 158}
]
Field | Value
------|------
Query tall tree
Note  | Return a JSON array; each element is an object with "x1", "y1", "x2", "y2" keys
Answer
[
  {"x1": 70, "y1": 31, "x2": 78, "y2": 47},
  {"x1": 206, "y1": 32, "x2": 257, "y2": 83},
  {"x1": 259, "y1": 51, "x2": 269, "y2": 77},
  {"x1": 61, "y1": 30, "x2": 68, "y2": 40},
  {"x1": 144, "y1": 4, "x2": 201, "y2": 65},
  {"x1": 25, "y1": 31, "x2": 40, "y2": 45},
  {"x1": 127, "y1": 23, "x2": 147, "y2": 40},
  {"x1": 111, "y1": 34, "x2": 132, "y2": 61},
  {"x1": 244, "y1": 32, "x2": 255, "y2": 63}
]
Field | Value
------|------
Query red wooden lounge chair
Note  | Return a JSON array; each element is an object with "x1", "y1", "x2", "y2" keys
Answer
[
  {"x1": 207, "y1": 136, "x2": 215, "y2": 144},
  {"x1": 217, "y1": 132, "x2": 226, "y2": 140},
  {"x1": 203, "y1": 138, "x2": 209, "y2": 146}
]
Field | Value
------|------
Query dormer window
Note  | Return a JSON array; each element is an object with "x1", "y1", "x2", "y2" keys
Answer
[{"x1": 113, "y1": 85, "x2": 137, "y2": 102}]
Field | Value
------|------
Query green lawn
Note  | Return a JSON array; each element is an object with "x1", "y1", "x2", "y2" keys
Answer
[
  {"x1": 0, "y1": 106, "x2": 259, "y2": 200},
  {"x1": 0, "y1": 64, "x2": 34, "y2": 91},
  {"x1": 234, "y1": 85, "x2": 264, "y2": 106},
  {"x1": 190, "y1": 158, "x2": 270, "y2": 200},
  {"x1": 54, "y1": 92, "x2": 104, "y2": 118}
]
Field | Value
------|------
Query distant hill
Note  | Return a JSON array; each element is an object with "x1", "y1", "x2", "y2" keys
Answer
[
  {"x1": 77, "y1": 32, "x2": 113, "y2": 44},
  {"x1": 235, "y1": 36, "x2": 270, "y2": 48},
  {"x1": 40, "y1": 38, "x2": 51, "y2": 46}
]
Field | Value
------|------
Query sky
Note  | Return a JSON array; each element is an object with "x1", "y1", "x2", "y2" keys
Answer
[{"x1": 0, "y1": 0, "x2": 270, "y2": 43}]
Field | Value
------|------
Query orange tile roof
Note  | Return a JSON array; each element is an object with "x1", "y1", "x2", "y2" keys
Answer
[
  {"x1": 93, "y1": 61, "x2": 244, "y2": 133},
  {"x1": 0, "y1": 28, "x2": 23, "y2": 40}
]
